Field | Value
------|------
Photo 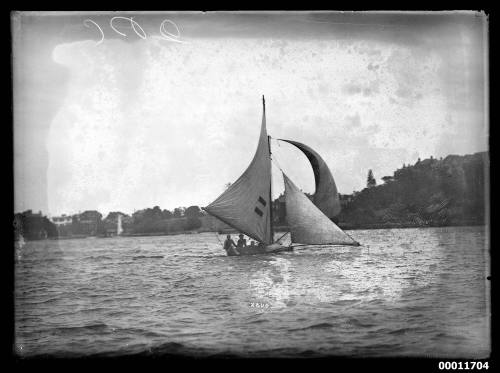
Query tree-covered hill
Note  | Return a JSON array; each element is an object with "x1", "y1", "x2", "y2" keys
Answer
[{"x1": 337, "y1": 152, "x2": 488, "y2": 229}]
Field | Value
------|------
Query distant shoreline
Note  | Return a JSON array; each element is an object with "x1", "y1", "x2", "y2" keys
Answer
[
  {"x1": 338, "y1": 221, "x2": 486, "y2": 231},
  {"x1": 15, "y1": 222, "x2": 487, "y2": 242},
  {"x1": 15, "y1": 151, "x2": 487, "y2": 243}
]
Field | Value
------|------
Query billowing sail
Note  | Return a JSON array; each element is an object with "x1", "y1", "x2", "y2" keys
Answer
[
  {"x1": 283, "y1": 173, "x2": 358, "y2": 246},
  {"x1": 279, "y1": 140, "x2": 341, "y2": 218},
  {"x1": 204, "y1": 98, "x2": 272, "y2": 244}
]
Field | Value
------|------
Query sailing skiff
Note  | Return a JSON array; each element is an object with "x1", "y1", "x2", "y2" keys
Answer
[{"x1": 203, "y1": 96, "x2": 360, "y2": 255}]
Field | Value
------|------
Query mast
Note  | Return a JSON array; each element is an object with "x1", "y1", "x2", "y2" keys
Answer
[{"x1": 263, "y1": 95, "x2": 275, "y2": 243}]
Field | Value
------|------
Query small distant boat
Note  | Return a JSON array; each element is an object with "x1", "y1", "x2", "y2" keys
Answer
[
  {"x1": 203, "y1": 96, "x2": 360, "y2": 256},
  {"x1": 117, "y1": 214, "x2": 123, "y2": 236},
  {"x1": 99, "y1": 214, "x2": 124, "y2": 238},
  {"x1": 15, "y1": 235, "x2": 25, "y2": 259}
]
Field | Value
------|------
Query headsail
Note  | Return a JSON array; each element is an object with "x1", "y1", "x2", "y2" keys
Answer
[
  {"x1": 204, "y1": 97, "x2": 273, "y2": 244},
  {"x1": 280, "y1": 140, "x2": 341, "y2": 218},
  {"x1": 283, "y1": 172, "x2": 359, "y2": 246}
]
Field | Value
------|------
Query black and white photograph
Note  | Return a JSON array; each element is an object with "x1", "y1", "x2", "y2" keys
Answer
[{"x1": 12, "y1": 11, "x2": 490, "y2": 361}]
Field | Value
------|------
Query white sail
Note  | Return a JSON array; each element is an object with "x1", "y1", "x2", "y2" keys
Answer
[
  {"x1": 204, "y1": 98, "x2": 272, "y2": 244},
  {"x1": 283, "y1": 172, "x2": 359, "y2": 246}
]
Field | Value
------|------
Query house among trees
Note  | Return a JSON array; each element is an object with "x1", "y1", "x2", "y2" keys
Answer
[
  {"x1": 381, "y1": 176, "x2": 394, "y2": 184},
  {"x1": 339, "y1": 194, "x2": 354, "y2": 208},
  {"x1": 273, "y1": 194, "x2": 287, "y2": 225},
  {"x1": 73, "y1": 210, "x2": 103, "y2": 236},
  {"x1": 50, "y1": 214, "x2": 73, "y2": 226},
  {"x1": 14, "y1": 210, "x2": 57, "y2": 240}
]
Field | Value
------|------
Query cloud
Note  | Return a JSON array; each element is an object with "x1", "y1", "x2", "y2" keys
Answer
[
  {"x1": 344, "y1": 113, "x2": 362, "y2": 129},
  {"x1": 341, "y1": 79, "x2": 381, "y2": 97},
  {"x1": 342, "y1": 82, "x2": 362, "y2": 95},
  {"x1": 13, "y1": 12, "x2": 488, "y2": 215}
]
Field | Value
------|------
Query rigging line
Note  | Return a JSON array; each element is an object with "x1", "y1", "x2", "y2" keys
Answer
[
  {"x1": 271, "y1": 156, "x2": 285, "y2": 174},
  {"x1": 214, "y1": 231, "x2": 223, "y2": 245},
  {"x1": 275, "y1": 231, "x2": 289, "y2": 242},
  {"x1": 270, "y1": 151, "x2": 285, "y2": 173},
  {"x1": 291, "y1": 243, "x2": 360, "y2": 248},
  {"x1": 345, "y1": 231, "x2": 362, "y2": 246},
  {"x1": 269, "y1": 136, "x2": 281, "y2": 149},
  {"x1": 211, "y1": 219, "x2": 223, "y2": 245}
]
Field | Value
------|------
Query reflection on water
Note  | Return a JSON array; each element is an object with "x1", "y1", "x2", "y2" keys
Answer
[
  {"x1": 250, "y1": 257, "x2": 293, "y2": 308},
  {"x1": 15, "y1": 227, "x2": 490, "y2": 358}
]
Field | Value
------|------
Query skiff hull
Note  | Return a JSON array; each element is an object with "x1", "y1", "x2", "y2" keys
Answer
[{"x1": 228, "y1": 243, "x2": 293, "y2": 256}]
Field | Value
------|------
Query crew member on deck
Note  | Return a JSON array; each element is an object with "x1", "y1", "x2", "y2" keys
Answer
[
  {"x1": 223, "y1": 235, "x2": 239, "y2": 256},
  {"x1": 237, "y1": 234, "x2": 247, "y2": 248}
]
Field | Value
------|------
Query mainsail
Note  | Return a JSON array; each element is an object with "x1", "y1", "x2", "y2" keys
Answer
[
  {"x1": 280, "y1": 140, "x2": 341, "y2": 218},
  {"x1": 204, "y1": 97, "x2": 273, "y2": 244},
  {"x1": 283, "y1": 172, "x2": 359, "y2": 246}
]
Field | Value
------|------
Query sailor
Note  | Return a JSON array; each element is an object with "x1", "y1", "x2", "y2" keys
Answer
[
  {"x1": 223, "y1": 235, "x2": 239, "y2": 256},
  {"x1": 237, "y1": 234, "x2": 247, "y2": 248}
]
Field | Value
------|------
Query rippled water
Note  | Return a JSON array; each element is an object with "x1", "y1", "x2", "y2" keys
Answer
[{"x1": 14, "y1": 226, "x2": 490, "y2": 358}]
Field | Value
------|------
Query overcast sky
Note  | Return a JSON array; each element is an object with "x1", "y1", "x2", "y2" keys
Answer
[{"x1": 13, "y1": 11, "x2": 488, "y2": 217}]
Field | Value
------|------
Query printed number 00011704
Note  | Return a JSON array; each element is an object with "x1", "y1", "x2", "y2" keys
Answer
[{"x1": 438, "y1": 362, "x2": 489, "y2": 370}]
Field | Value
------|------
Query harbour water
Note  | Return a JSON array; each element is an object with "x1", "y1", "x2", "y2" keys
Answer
[{"x1": 14, "y1": 226, "x2": 490, "y2": 358}]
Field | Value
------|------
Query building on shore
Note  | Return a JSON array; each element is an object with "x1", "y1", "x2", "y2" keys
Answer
[
  {"x1": 272, "y1": 194, "x2": 286, "y2": 225},
  {"x1": 339, "y1": 194, "x2": 354, "y2": 208},
  {"x1": 14, "y1": 210, "x2": 57, "y2": 240},
  {"x1": 73, "y1": 210, "x2": 103, "y2": 236},
  {"x1": 50, "y1": 214, "x2": 73, "y2": 226}
]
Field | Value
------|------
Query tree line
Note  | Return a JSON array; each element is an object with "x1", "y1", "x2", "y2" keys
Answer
[
  {"x1": 14, "y1": 205, "x2": 208, "y2": 240},
  {"x1": 127, "y1": 205, "x2": 205, "y2": 234},
  {"x1": 336, "y1": 152, "x2": 487, "y2": 228}
]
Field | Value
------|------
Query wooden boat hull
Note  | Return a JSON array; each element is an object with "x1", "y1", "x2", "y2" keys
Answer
[{"x1": 228, "y1": 243, "x2": 293, "y2": 256}]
